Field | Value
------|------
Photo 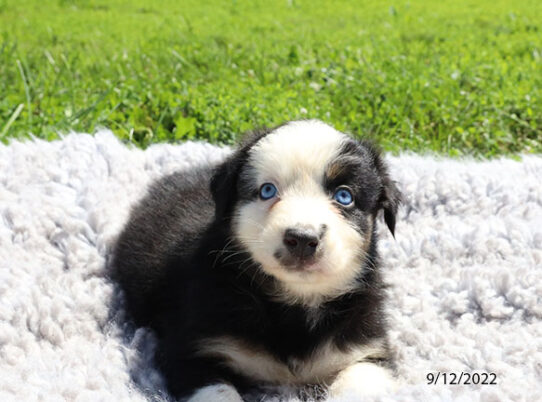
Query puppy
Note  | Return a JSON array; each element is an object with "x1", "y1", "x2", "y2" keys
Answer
[{"x1": 112, "y1": 120, "x2": 401, "y2": 401}]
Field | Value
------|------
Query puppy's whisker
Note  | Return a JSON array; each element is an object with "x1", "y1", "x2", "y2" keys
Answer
[
  {"x1": 221, "y1": 251, "x2": 250, "y2": 263},
  {"x1": 236, "y1": 258, "x2": 259, "y2": 280},
  {"x1": 242, "y1": 217, "x2": 267, "y2": 231},
  {"x1": 210, "y1": 238, "x2": 236, "y2": 268},
  {"x1": 237, "y1": 239, "x2": 264, "y2": 244}
]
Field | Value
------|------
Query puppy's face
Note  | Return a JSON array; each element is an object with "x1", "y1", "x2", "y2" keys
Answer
[{"x1": 213, "y1": 121, "x2": 399, "y2": 304}]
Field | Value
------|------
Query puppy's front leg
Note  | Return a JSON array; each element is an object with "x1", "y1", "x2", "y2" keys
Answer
[
  {"x1": 187, "y1": 383, "x2": 244, "y2": 402},
  {"x1": 328, "y1": 362, "x2": 396, "y2": 398}
]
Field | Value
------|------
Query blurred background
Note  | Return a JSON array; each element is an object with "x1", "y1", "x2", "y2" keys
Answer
[{"x1": 0, "y1": 0, "x2": 540, "y2": 156}]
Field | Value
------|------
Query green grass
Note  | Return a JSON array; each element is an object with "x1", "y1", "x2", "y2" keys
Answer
[{"x1": 0, "y1": 0, "x2": 541, "y2": 156}]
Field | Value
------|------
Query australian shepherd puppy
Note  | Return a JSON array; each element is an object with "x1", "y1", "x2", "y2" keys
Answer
[{"x1": 112, "y1": 120, "x2": 401, "y2": 401}]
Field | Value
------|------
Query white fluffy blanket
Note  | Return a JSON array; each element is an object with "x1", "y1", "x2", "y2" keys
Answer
[{"x1": 0, "y1": 132, "x2": 541, "y2": 401}]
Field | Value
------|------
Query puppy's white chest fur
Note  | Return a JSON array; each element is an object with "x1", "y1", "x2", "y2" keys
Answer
[{"x1": 197, "y1": 336, "x2": 386, "y2": 385}]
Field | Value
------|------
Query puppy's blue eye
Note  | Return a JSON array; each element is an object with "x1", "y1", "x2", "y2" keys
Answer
[
  {"x1": 333, "y1": 188, "x2": 353, "y2": 206},
  {"x1": 259, "y1": 183, "x2": 277, "y2": 200}
]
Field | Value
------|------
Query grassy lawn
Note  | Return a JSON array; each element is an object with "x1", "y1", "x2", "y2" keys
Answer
[{"x1": 0, "y1": 0, "x2": 541, "y2": 156}]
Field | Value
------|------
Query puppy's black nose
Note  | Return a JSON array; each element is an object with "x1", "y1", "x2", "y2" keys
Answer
[{"x1": 283, "y1": 228, "x2": 319, "y2": 260}]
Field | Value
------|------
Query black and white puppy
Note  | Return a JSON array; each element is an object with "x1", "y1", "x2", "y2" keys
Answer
[{"x1": 112, "y1": 120, "x2": 401, "y2": 401}]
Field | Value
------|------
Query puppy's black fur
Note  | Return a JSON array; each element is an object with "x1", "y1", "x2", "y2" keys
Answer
[{"x1": 112, "y1": 125, "x2": 401, "y2": 400}]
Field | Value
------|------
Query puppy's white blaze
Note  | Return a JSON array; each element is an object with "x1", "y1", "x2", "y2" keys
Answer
[
  {"x1": 197, "y1": 336, "x2": 387, "y2": 385},
  {"x1": 248, "y1": 120, "x2": 347, "y2": 188},
  {"x1": 234, "y1": 120, "x2": 367, "y2": 304}
]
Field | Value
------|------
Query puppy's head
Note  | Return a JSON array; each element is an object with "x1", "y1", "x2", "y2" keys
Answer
[{"x1": 211, "y1": 120, "x2": 400, "y2": 304}]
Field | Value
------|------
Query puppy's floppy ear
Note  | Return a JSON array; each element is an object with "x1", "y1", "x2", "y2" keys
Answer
[
  {"x1": 364, "y1": 140, "x2": 402, "y2": 236},
  {"x1": 210, "y1": 151, "x2": 245, "y2": 220},
  {"x1": 379, "y1": 175, "x2": 402, "y2": 237},
  {"x1": 210, "y1": 126, "x2": 274, "y2": 219}
]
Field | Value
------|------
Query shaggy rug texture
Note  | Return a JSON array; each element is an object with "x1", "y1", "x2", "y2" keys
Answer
[{"x1": 0, "y1": 131, "x2": 541, "y2": 402}]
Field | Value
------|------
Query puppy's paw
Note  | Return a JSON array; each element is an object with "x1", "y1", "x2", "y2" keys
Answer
[
  {"x1": 187, "y1": 383, "x2": 244, "y2": 402},
  {"x1": 328, "y1": 362, "x2": 396, "y2": 399}
]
